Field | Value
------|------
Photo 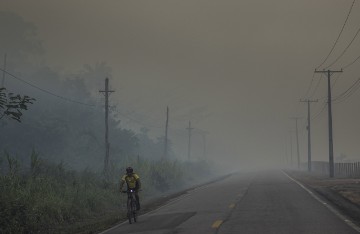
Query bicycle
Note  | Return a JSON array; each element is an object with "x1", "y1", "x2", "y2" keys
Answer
[{"x1": 122, "y1": 189, "x2": 138, "y2": 224}]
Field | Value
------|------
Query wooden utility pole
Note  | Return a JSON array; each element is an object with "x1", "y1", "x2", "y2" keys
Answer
[
  {"x1": 1, "y1": 53, "x2": 7, "y2": 88},
  {"x1": 300, "y1": 99, "x2": 318, "y2": 172},
  {"x1": 201, "y1": 133, "x2": 207, "y2": 159},
  {"x1": 163, "y1": 106, "x2": 169, "y2": 159},
  {"x1": 289, "y1": 130, "x2": 293, "y2": 168},
  {"x1": 186, "y1": 121, "x2": 194, "y2": 160},
  {"x1": 197, "y1": 129, "x2": 209, "y2": 159},
  {"x1": 99, "y1": 78, "x2": 115, "y2": 175},
  {"x1": 290, "y1": 117, "x2": 302, "y2": 169},
  {"x1": 315, "y1": 69, "x2": 342, "y2": 177},
  {"x1": 284, "y1": 134, "x2": 288, "y2": 166}
]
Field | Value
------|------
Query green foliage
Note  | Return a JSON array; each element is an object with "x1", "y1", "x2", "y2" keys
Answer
[
  {"x1": 30, "y1": 149, "x2": 42, "y2": 178},
  {"x1": 0, "y1": 87, "x2": 35, "y2": 122},
  {"x1": 5, "y1": 151, "x2": 20, "y2": 177},
  {"x1": 0, "y1": 151, "x2": 214, "y2": 233},
  {"x1": 0, "y1": 152, "x2": 123, "y2": 233}
]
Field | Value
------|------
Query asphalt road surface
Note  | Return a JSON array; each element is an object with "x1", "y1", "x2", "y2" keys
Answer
[{"x1": 101, "y1": 170, "x2": 360, "y2": 234}]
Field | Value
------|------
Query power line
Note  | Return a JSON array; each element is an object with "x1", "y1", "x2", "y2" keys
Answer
[
  {"x1": 331, "y1": 72, "x2": 342, "y2": 88},
  {"x1": 310, "y1": 74, "x2": 344, "y2": 119},
  {"x1": 309, "y1": 75, "x2": 322, "y2": 98},
  {"x1": 309, "y1": 72, "x2": 341, "y2": 100},
  {"x1": 342, "y1": 53, "x2": 360, "y2": 69},
  {"x1": 316, "y1": 0, "x2": 356, "y2": 69},
  {"x1": 337, "y1": 83, "x2": 360, "y2": 103},
  {"x1": 311, "y1": 102, "x2": 327, "y2": 120},
  {"x1": 304, "y1": 73, "x2": 316, "y2": 98},
  {"x1": 325, "y1": 25, "x2": 360, "y2": 69},
  {"x1": 0, "y1": 68, "x2": 96, "y2": 107},
  {"x1": 333, "y1": 76, "x2": 360, "y2": 103}
]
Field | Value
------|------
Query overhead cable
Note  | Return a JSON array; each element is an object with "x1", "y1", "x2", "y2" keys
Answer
[
  {"x1": 0, "y1": 68, "x2": 96, "y2": 107},
  {"x1": 311, "y1": 102, "x2": 327, "y2": 121},
  {"x1": 331, "y1": 72, "x2": 343, "y2": 89},
  {"x1": 304, "y1": 73, "x2": 315, "y2": 98},
  {"x1": 342, "y1": 54, "x2": 360, "y2": 69},
  {"x1": 316, "y1": 0, "x2": 356, "y2": 69},
  {"x1": 309, "y1": 76, "x2": 322, "y2": 98},
  {"x1": 325, "y1": 26, "x2": 360, "y2": 69},
  {"x1": 333, "y1": 76, "x2": 360, "y2": 103}
]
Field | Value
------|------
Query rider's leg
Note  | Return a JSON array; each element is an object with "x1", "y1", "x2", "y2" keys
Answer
[{"x1": 135, "y1": 191, "x2": 140, "y2": 210}]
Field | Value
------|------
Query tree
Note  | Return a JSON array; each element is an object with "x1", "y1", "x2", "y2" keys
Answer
[{"x1": 0, "y1": 87, "x2": 35, "y2": 122}]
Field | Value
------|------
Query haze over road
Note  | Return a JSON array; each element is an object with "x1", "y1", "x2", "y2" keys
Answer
[{"x1": 102, "y1": 171, "x2": 359, "y2": 234}]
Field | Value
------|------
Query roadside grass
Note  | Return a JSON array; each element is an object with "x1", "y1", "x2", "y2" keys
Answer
[{"x1": 0, "y1": 151, "x2": 213, "y2": 233}]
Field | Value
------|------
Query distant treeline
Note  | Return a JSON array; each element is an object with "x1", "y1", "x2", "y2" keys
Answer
[
  {"x1": 0, "y1": 64, "x2": 173, "y2": 170},
  {"x1": 0, "y1": 11, "x2": 177, "y2": 170}
]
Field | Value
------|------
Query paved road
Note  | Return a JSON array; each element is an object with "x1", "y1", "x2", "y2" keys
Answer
[{"x1": 101, "y1": 170, "x2": 360, "y2": 234}]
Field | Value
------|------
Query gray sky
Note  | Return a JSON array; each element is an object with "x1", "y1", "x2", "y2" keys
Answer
[{"x1": 2, "y1": 0, "x2": 360, "y2": 168}]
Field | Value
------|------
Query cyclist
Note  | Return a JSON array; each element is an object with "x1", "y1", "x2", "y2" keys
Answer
[{"x1": 120, "y1": 167, "x2": 141, "y2": 210}]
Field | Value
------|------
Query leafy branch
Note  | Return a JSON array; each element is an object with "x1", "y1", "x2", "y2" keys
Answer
[{"x1": 0, "y1": 87, "x2": 35, "y2": 122}]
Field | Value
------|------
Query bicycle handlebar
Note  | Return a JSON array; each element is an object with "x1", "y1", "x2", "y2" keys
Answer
[
  {"x1": 122, "y1": 189, "x2": 141, "y2": 193},
  {"x1": 121, "y1": 189, "x2": 142, "y2": 193}
]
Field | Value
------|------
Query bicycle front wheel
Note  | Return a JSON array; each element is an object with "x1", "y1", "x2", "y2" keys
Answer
[
  {"x1": 132, "y1": 200, "x2": 137, "y2": 223},
  {"x1": 127, "y1": 199, "x2": 132, "y2": 224}
]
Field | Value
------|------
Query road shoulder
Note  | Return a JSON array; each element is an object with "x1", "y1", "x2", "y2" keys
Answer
[{"x1": 286, "y1": 170, "x2": 360, "y2": 228}]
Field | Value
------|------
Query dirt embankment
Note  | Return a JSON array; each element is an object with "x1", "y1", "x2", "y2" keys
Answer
[{"x1": 288, "y1": 171, "x2": 360, "y2": 226}]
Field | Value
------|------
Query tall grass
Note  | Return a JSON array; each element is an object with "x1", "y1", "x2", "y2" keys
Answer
[
  {"x1": 0, "y1": 151, "x2": 122, "y2": 233},
  {"x1": 0, "y1": 151, "x2": 214, "y2": 233}
]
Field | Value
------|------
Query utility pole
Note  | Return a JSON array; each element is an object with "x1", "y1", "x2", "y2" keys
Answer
[
  {"x1": 1, "y1": 53, "x2": 7, "y2": 87},
  {"x1": 163, "y1": 106, "x2": 169, "y2": 159},
  {"x1": 315, "y1": 69, "x2": 342, "y2": 177},
  {"x1": 99, "y1": 78, "x2": 115, "y2": 176},
  {"x1": 197, "y1": 129, "x2": 209, "y2": 159},
  {"x1": 290, "y1": 117, "x2": 302, "y2": 169},
  {"x1": 284, "y1": 134, "x2": 288, "y2": 167},
  {"x1": 186, "y1": 121, "x2": 194, "y2": 160},
  {"x1": 201, "y1": 133, "x2": 207, "y2": 159},
  {"x1": 289, "y1": 130, "x2": 293, "y2": 167},
  {"x1": 300, "y1": 99, "x2": 318, "y2": 172}
]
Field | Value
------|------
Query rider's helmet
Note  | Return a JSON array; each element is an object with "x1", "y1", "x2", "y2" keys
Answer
[{"x1": 126, "y1": 167, "x2": 133, "y2": 174}]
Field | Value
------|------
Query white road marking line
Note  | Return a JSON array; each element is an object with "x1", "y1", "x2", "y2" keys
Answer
[{"x1": 282, "y1": 170, "x2": 360, "y2": 233}]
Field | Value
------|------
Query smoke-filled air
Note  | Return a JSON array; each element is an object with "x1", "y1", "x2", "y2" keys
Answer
[{"x1": 1, "y1": 1, "x2": 360, "y2": 233}]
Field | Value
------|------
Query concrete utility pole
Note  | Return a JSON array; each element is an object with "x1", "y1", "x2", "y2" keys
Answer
[
  {"x1": 1, "y1": 53, "x2": 7, "y2": 88},
  {"x1": 163, "y1": 106, "x2": 169, "y2": 159},
  {"x1": 186, "y1": 121, "x2": 194, "y2": 160},
  {"x1": 290, "y1": 117, "x2": 302, "y2": 169},
  {"x1": 300, "y1": 99, "x2": 318, "y2": 172},
  {"x1": 99, "y1": 78, "x2": 115, "y2": 175},
  {"x1": 315, "y1": 69, "x2": 342, "y2": 177}
]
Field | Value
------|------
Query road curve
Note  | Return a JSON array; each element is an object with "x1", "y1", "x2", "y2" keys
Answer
[{"x1": 100, "y1": 170, "x2": 360, "y2": 234}]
